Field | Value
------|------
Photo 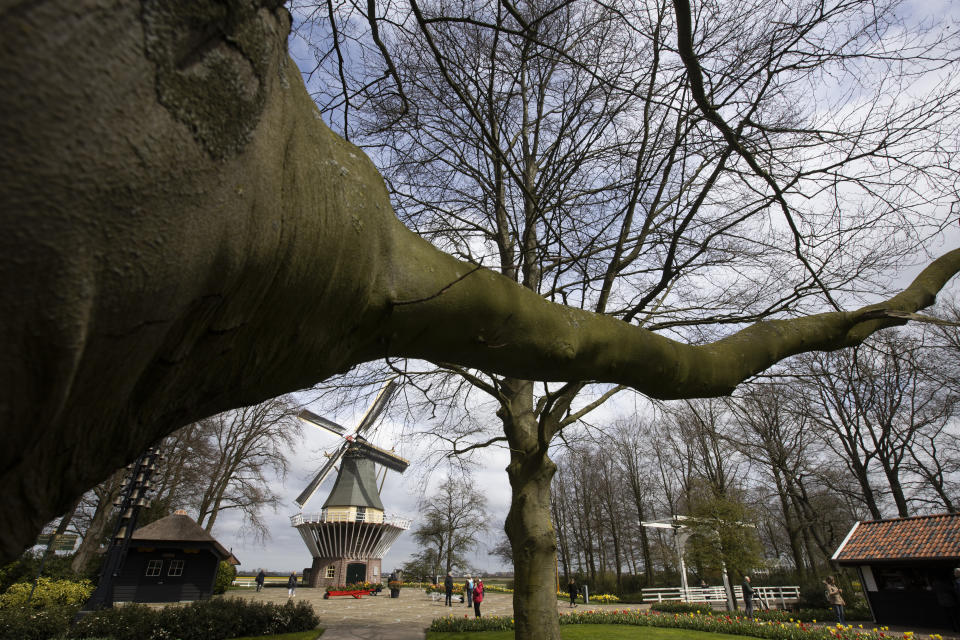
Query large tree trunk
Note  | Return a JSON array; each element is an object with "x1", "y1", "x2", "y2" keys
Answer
[
  {"x1": 502, "y1": 380, "x2": 561, "y2": 640},
  {"x1": 506, "y1": 449, "x2": 560, "y2": 640},
  {"x1": 71, "y1": 472, "x2": 124, "y2": 576}
]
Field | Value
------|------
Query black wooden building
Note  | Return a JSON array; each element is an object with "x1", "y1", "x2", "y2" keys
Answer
[
  {"x1": 832, "y1": 512, "x2": 960, "y2": 631},
  {"x1": 113, "y1": 510, "x2": 239, "y2": 603}
]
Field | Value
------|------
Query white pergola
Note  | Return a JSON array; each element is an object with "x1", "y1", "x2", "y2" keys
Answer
[{"x1": 641, "y1": 515, "x2": 753, "y2": 611}]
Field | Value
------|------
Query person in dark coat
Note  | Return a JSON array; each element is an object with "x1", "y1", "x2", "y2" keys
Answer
[
  {"x1": 472, "y1": 577, "x2": 484, "y2": 618},
  {"x1": 444, "y1": 572, "x2": 454, "y2": 606},
  {"x1": 287, "y1": 572, "x2": 297, "y2": 598},
  {"x1": 567, "y1": 578, "x2": 578, "y2": 608},
  {"x1": 741, "y1": 575, "x2": 754, "y2": 617},
  {"x1": 255, "y1": 570, "x2": 265, "y2": 592}
]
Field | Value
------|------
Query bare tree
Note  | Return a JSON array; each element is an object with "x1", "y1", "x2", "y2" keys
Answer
[
  {"x1": 724, "y1": 383, "x2": 818, "y2": 576},
  {"x1": 70, "y1": 471, "x2": 125, "y2": 576},
  {"x1": 795, "y1": 331, "x2": 955, "y2": 518},
  {"x1": 412, "y1": 474, "x2": 489, "y2": 575},
  {"x1": 612, "y1": 419, "x2": 659, "y2": 584},
  {"x1": 190, "y1": 396, "x2": 302, "y2": 539}
]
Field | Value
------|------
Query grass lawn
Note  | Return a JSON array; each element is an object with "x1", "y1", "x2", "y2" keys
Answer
[
  {"x1": 426, "y1": 625, "x2": 756, "y2": 640},
  {"x1": 229, "y1": 630, "x2": 324, "y2": 640}
]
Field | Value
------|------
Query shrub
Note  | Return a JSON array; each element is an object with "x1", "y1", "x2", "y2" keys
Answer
[
  {"x1": 649, "y1": 602, "x2": 704, "y2": 614},
  {"x1": 0, "y1": 552, "x2": 86, "y2": 593},
  {"x1": 214, "y1": 561, "x2": 237, "y2": 595},
  {"x1": 618, "y1": 592, "x2": 646, "y2": 604},
  {"x1": 71, "y1": 598, "x2": 319, "y2": 640},
  {"x1": 0, "y1": 604, "x2": 76, "y2": 640},
  {"x1": 0, "y1": 577, "x2": 93, "y2": 609}
]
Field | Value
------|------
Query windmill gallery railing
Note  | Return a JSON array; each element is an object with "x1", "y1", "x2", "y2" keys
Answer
[
  {"x1": 290, "y1": 511, "x2": 412, "y2": 529},
  {"x1": 291, "y1": 511, "x2": 412, "y2": 560},
  {"x1": 641, "y1": 585, "x2": 801, "y2": 609}
]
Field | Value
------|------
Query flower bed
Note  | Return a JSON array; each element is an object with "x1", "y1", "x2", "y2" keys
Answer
[
  {"x1": 323, "y1": 589, "x2": 375, "y2": 599},
  {"x1": 429, "y1": 607, "x2": 904, "y2": 640},
  {"x1": 648, "y1": 601, "x2": 872, "y2": 624},
  {"x1": 424, "y1": 583, "x2": 514, "y2": 595},
  {"x1": 324, "y1": 582, "x2": 379, "y2": 593}
]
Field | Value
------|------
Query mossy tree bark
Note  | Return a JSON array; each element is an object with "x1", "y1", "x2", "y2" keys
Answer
[{"x1": 501, "y1": 379, "x2": 563, "y2": 640}]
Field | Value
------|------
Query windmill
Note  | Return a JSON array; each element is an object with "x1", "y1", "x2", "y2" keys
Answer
[{"x1": 290, "y1": 380, "x2": 412, "y2": 587}]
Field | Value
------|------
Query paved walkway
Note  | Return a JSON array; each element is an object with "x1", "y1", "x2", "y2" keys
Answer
[
  {"x1": 223, "y1": 588, "x2": 611, "y2": 639},
  {"x1": 220, "y1": 589, "x2": 960, "y2": 639}
]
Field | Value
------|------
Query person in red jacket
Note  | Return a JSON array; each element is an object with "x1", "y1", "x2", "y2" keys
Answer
[{"x1": 472, "y1": 577, "x2": 484, "y2": 618}]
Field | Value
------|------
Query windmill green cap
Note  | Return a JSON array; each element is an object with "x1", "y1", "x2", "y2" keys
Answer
[{"x1": 322, "y1": 450, "x2": 384, "y2": 510}]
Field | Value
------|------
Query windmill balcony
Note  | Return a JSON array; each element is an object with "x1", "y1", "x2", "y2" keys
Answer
[{"x1": 291, "y1": 510, "x2": 411, "y2": 529}]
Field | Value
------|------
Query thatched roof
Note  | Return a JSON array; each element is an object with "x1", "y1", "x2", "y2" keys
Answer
[{"x1": 132, "y1": 513, "x2": 239, "y2": 564}]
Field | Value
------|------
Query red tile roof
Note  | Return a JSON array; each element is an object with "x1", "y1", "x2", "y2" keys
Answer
[{"x1": 833, "y1": 513, "x2": 960, "y2": 563}]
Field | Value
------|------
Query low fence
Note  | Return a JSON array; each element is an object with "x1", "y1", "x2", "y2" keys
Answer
[
  {"x1": 641, "y1": 585, "x2": 800, "y2": 609},
  {"x1": 232, "y1": 576, "x2": 297, "y2": 588}
]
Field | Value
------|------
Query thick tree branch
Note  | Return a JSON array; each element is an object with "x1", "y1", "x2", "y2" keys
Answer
[{"x1": 384, "y1": 243, "x2": 960, "y2": 399}]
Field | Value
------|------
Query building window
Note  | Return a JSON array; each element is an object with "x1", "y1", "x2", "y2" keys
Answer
[
  {"x1": 326, "y1": 565, "x2": 336, "y2": 579},
  {"x1": 145, "y1": 560, "x2": 163, "y2": 577},
  {"x1": 356, "y1": 506, "x2": 366, "y2": 522},
  {"x1": 168, "y1": 560, "x2": 185, "y2": 577}
]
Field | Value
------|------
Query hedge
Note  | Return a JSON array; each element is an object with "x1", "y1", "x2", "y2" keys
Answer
[{"x1": 0, "y1": 598, "x2": 319, "y2": 640}]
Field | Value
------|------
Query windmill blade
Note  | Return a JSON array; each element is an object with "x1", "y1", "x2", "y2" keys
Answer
[
  {"x1": 295, "y1": 442, "x2": 348, "y2": 508},
  {"x1": 354, "y1": 379, "x2": 399, "y2": 436},
  {"x1": 353, "y1": 438, "x2": 409, "y2": 474},
  {"x1": 297, "y1": 409, "x2": 348, "y2": 436}
]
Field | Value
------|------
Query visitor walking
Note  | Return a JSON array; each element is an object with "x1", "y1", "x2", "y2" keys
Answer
[
  {"x1": 742, "y1": 575, "x2": 754, "y2": 617},
  {"x1": 444, "y1": 572, "x2": 454, "y2": 607},
  {"x1": 824, "y1": 576, "x2": 845, "y2": 625},
  {"x1": 567, "y1": 578, "x2": 578, "y2": 608},
  {"x1": 465, "y1": 575, "x2": 473, "y2": 607},
  {"x1": 472, "y1": 577, "x2": 484, "y2": 618},
  {"x1": 255, "y1": 569, "x2": 265, "y2": 593},
  {"x1": 287, "y1": 572, "x2": 297, "y2": 598}
]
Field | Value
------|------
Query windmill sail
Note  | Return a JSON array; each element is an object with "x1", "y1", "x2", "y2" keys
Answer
[
  {"x1": 297, "y1": 409, "x2": 348, "y2": 436},
  {"x1": 295, "y1": 378, "x2": 404, "y2": 508},
  {"x1": 355, "y1": 380, "x2": 399, "y2": 434},
  {"x1": 353, "y1": 439, "x2": 409, "y2": 474},
  {"x1": 295, "y1": 442, "x2": 348, "y2": 508}
]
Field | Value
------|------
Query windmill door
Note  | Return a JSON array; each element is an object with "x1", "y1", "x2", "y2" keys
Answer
[{"x1": 346, "y1": 562, "x2": 366, "y2": 584}]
